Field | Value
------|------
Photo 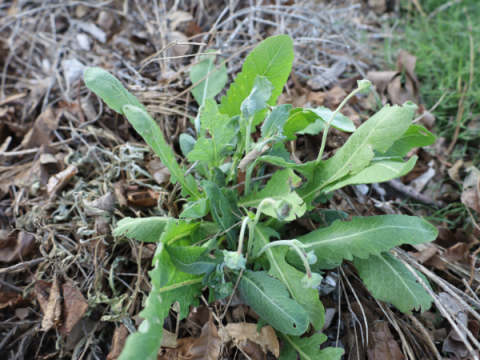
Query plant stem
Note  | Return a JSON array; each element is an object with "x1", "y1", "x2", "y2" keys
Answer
[
  {"x1": 243, "y1": 116, "x2": 253, "y2": 195},
  {"x1": 316, "y1": 87, "x2": 363, "y2": 163},
  {"x1": 237, "y1": 217, "x2": 250, "y2": 255},
  {"x1": 255, "y1": 240, "x2": 312, "y2": 277}
]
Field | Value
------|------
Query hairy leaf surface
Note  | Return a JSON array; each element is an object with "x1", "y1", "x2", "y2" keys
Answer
[
  {"x1": 165, "y1": 245, "x2": 222, "y2": 275},
  {"x1": 241, "y1": 76, "x2": 273, "y2": 119},
  {"x1": 84, "y1": 67, "x2": 145, "y2": 114},
  {"x1": 239, "y1": 169, "x2": 306, "y2": 220},
  {"x1": 377, "y1": 124, "x2": 436, "y2": 158},
  {"x1": 219, "y1": 35, "x2": 294, "y2": 126},
  {"x1": 236, "y1": 270, "x2": 309, "y2": 336},
  {"x1": 299, "y1": 103, "x2": 415, "y2": 204},
  {"x1": 278, "y1": 332, "x2": 344, "y2": 360},
  {"x1": 113, "y1": 217, "x2": 170, "y2": 242},
  {"x1": 354, "y1": 252, "x2": 432, "y2": 313},
  {"x1": 188, "y1": 99, "x2": 237, "y2": 167},
  {"x1": 261, "y1": 104, "x2": 292, "y2": 139},
  {"x1": 122, "y1": 105, "x2": 200, "y2": 199},
  {"x1": 254, "y1": 226, "x2": 325, "y2": 330},
  {"x1": 322, "y1": 156, "x2": 417, "y2": 193},
  {"x1": 289, "y1": 215, "x2": 437, "y2": 269},
  {"x1": 190, "y1": 53, "x2": 227, "y2": 106}
]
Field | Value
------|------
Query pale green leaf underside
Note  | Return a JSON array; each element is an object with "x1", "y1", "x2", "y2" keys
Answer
[
  {"x1": 113, "y1": 217, "x2": 170, "y2": 242},
  {"x1": 378, "y1": 124, "x2": 436, "y2": 158},
  {"x1": 241, "y1": 76, "x2": 273, "y2": 119},
  {"x1": 354, "y1": 252, "x2": 433, "y2": 313},
  {"x1": 239, "y1": 169, "x2": 306, "y2": 220},
  {"x1": 278, "y1": 332, "x2": 344, "y2": 360},
  {"x1": 254, "y1": 226, "x2": 325, "y2": 330},
  {"x1": 261, "y1": 104, "x2": 292, "y2": 139},
  {"x1": 299, "y1": 103, "x2": 415, "y2": 204},
  {"x1": 84, "y1": 67, "x2": 145, "y2": 114},
  {"x1": 219, "y1": 35, "x2": 294, "y2": 126},
  {"x1": 289, "y1": 215, "x2": 438, "y2": 269},
  {"x1": 237, "y1": 270, "x2": 309, "y2": 335},
  {"x1": 322, "y1": 156, "x2": 418, "y2": 193},
  {"x1": 298, "y1": 107, "x2": 355, "y2": 135},
  {"x1": 122, "y1": 105, "x2": 200, "y2": 199},
  {"x1": 190, "y1": 53, "x2": 227, "y2": 106}
]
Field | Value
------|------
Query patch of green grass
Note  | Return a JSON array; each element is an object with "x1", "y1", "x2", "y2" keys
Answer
[{"x1": 390, "y1": 0, "x2": 480, "y2": 147}]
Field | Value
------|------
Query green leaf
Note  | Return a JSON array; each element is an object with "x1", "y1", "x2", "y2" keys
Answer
[
  {"x1": 190, "y1": 222, "x2": 219, "y2": 244},
  {"x1": 261, "y1": 104, "x2": 292, "y2": 139},
  {"x1": 113, "y1": 217, "x2": 170, "y2": 242},
  {"x1": 354, "y1": 252, "x2": 433, "y2": 313},
  {"x1": 201, "y1": 180, "x2": 238, "y2": 249},
  {"x1": 283, "y1": 108, "x2": 319, "y2": 141},
  {"x1": 377, "y1": 124, "x2": 436, "y2": 158},
  {"x1": 121, "y1": 105, "x2": 200, "y2": 199},
  {"x1": 239, "y1": 169, "x2": 306, "y2": 221},
  {"x1": 241, "y1": 76, "x2": 273, "y2": 119},
  {"x1": 190, "y1": 52, "x2": 227, "y2": 106},
  {"x1": 322, "y1": 156, "x2": 418, "y2": 193},
  {"x1": 187, "y1": 99, "x2": 237, "y2": 168},
  {"x1": 236, "y1": 270, "x2": 309, "y2": 335},
  {"x1": 278, "y1": 333, "x2": 344, "y2": 360},
  {"x1": 298, "y1": 107, "x2": 356, "y2": 135},
  {"x1": 180, "y1": 198, "x2": 210, "y2": 219},
  {"x1": 299, "y1": 103, "x2": 415, "y2": 204},
  {"x1": 254, "y1": 226, "x2": 325, "y2": 330},
  {"x1": 289, "y1": 215, "x2": 438, "y2": 269},
  {"x1": 84, "y1": 67, "x2": 145, "y2": 114},
  {"x1": 119, "y1": 237, "x2": 203, "y2": 360},
  {"x1": 219, "y1": 35, "x2": 294, "y2": 126},
  {"x1": 165, "y1": 245, "x2": 223, "y2": 275},
  {"x1": 179, "y1": 133, "x2": 196, "y2": 157}
]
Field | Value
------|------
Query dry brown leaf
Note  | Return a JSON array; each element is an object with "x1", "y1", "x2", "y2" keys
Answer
[
  {"x1": 127, "y1": 190, "x2": 160, "y2": 207},
  {"x1": 113, "y1": 183, "x2": 129, "y2": 208},
  {"x1": 161, "y1": 329, "x2": 178, "y2": 349},
  {"x1": 61, "y1": 283, "x2": 88, "y2": 334},
  {"x1": 41, "y1": 276, "x2": 62, "y2": 331},
  {"x1": 0, "y1": 292, "x2": 24, "y2": 309},
  {"x1": 183, "y1": 313, "x2": 221, "y2": 360},
  {"x1": 21, "y1": 108, "x2": 61, "y2": 149},
  {"x1": 147, "y1": 159, "x2": 171, "y2": 185},
  {"x1": 186, "y1": 305, "x2": 211, "y2": 337},
  {"x1": 159, "y1": 337, "x2": 197, "y2": 360},
  {"x1": 412, "y1": 245, "x2": 438, "y2": 264},
  {"x1": 367, "y1": 321, "x2": 405, "y2": 360},
  {"x1": 324, "y1": 86, "x2": 347, "y2": 109},
  {"x1": 218, "y1": 323, "x2": 279, "y2": 358},
  {"x1": 241, "y1": 339, "x2": 267, "y2": 360},
  {"x1": 47, "y1": 164, "x2": 78, "y2": 195},
  {"x1": 308, "y1": 60, "x2": 347, "y2": 90},
  {"x1": 368, "y1": 0, "x2": 387, "y2": 14},
  {"x1": 107, "y1": 325, "x2": 129, "y2": 360},
  {"x1": 15, "y1": 307, "x2": 30, "y2": 320},
  {"x1": 0, "y1": 231, "x2": 36, "y2": 263}
]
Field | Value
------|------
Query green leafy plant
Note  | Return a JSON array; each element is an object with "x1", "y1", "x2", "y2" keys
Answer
[{"x1": 84, "y1": 34, "x2": 438, "y2": 360}]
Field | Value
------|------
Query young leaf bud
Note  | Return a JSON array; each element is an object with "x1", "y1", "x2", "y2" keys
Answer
[
  {"x1": 357, "y1": 79, "x2": 372, "y2": 94},
  {"x1": 305, "y1": 250, "x2": 317, "y2": 265},
  {"x1": 301, "y1": 272, "x2": 322, "y2": 289},
  {"x1": 274, "y1": 199, "x2": 292, "y2": 221},
  {"x1": 217, "y1": 282, "x2": 234, "y2": 297},
  {"x1": 223, "y1": 250, "x2": 246, "y2": 270}
]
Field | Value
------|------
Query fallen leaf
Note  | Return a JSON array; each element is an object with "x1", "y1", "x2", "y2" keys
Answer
[
  {"x1": 61, "y1": 283, "x2": 88, "y2": 334},
  {"x1": 308, "y1": 60, "x2": 347, "y2": 90},
  {"x1": 184, "y1": 312, "x2": 221, "y2": 360},
  {"x1": 47, "y1": 164, "x2": 78, "y2": 195},
  {"x1": 161, "y1": 329, "x2": 178, "y2": 349},
  {"x1": 367, "y1": 321, "x2": 405, "y2": 360},
  {"x1": 240, "y1": 339, "x2": 267, "y2": 360},
  {"x1": 127, "y1": 190, "x2": 160, "y2": 207},
  {"x1": 35, "y1": 279, "x2": 53, "y2": 313},
  {"x1": 186, "y1": 305, "x2": 211, "y2": 337},
  {"x1": 159, "y1": 338, "x2": 196, "y2": 360},
  {"x1": 368, "y1": 0, "x2": 387, "y2": 14},
  {"x1": 113, "y1": 183, "x2": 129, "y2": 208},
  {"x1": 21, "y1": 108, "x2": 61, "y2": 149},
  {"x1": 107, "y1": 325, "x2": 129, "y2": 360},
  {"x1": 0, "y1": 292, "x2": 24, "y2": 309},
  {"x1": 324, "y1": 85, "x2": 347, "y2": 109},
  {"x1": 0, "y1": 231, "x2": 36, "y2": 263},
  {"x1": 147, "y1": 159, "x2": 171, "y2": 185},
  {"x1": 218, "y1": 323, "x2": 279, "y2": 358},
  {"x1": 461, "y1": 188, "x2": 480, "y2": 213},
  {"x1": 41, "y1": 276, "x2": 62, "y2": 331},
  {"x1": 442, "y1": 243, "x2": 469, "y2": 264},
  {"x1": 413, "y1": 245, "x2": 438, "y2": 264}
]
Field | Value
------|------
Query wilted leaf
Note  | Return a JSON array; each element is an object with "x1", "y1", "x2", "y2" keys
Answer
[
  {"x1": 0, "y1": 231, "x2": 36, "y2": 263},
  {"x1": 367, "y1": 321, "x2": 405, "y2": 360},
  {"x1": 41, "y1": 276, "x2": 62, "y2": 331},
  {"x1": 61, "y1": 283, "x2": 88, "y2": 334},
  {"x1": 21, "y1": 108, "x2": 60, "y2": 148},
  {"x1": 186, "y1": 313, "x2": 221, "y2": 360},
  {"x1": 46, "y1": 164, "x2": 78, "y2": 195},
  {"x1": 107, "y1": 325, "x2": 129, "y2": 360},
  {"x1": 218, "y1": 323, "x2": 279, "y2": 358},
  {"x1": 147, "y1": 159, "x2": 171, "y2": 185}
]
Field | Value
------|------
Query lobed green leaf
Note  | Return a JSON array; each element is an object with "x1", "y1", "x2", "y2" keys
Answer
[{"x1": 278, "y1": 332, "x2": 343, "y2": 360}]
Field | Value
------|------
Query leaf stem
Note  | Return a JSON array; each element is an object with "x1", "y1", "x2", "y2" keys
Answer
[
  {"x1": 244, "y1": 116, "x2": 254, "y2": 195},
  {"x1": 255, "y1": 239, "x2": 312, "y2": 277},
  {"x1": 237, "y1": 217, "x2": 251, "y2": 255},
  {"x1": 316, "y1": 87, "x2": 363, "y2": 163}
]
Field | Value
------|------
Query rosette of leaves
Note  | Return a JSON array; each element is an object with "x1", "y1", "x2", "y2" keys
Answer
[{"x1": 85, "y1": 34, "x2": 438, "y2": 360}]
